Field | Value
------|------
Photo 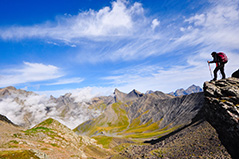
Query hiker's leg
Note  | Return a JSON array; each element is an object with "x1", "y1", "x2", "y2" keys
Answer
[
  {"x1": 213, "y1": 67, "x2": 219, "y2": 80},
  {"x1": 220, "y1": 63, "x2": 226, "y2": 79}
]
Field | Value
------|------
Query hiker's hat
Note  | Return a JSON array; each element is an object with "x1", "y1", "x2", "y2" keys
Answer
[{"x1": 211, "y1": 52, "x2": 217, "y2": 56}]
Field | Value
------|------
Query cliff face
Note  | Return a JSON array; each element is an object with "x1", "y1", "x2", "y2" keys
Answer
[{"x1": 204, "y1": 78, "x2": 239, "y2": 158}]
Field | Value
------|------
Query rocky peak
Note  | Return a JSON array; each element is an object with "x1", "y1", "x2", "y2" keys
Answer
[
  {"x1": 203, "y1": 78, "x2": 239, "y2": 158},
  {"x1": 186, "y1": 84, "x2": 202, "y2": 94},
  {"x1": 0, "y1": 86, "x2": 16, "y2": 96},
  {"x1": 0, "y1": 86, "x2": 34, "y2": 97},
  {"x1": 145, "y1": 90, "x2": 154, "y2": 94},
  {"x1": 169, "y1": 84, "x2": 202, "y2": 96},
  {"x1": 0, "y1": 86, "x2": 17, "y2": 91},
  {"x1": 127, "y1": 89, "x2": 144, "y2": 98},
  {"x1": 114, "y1": 88, "x2": 144, "y2": 102},
  {"x1": 114, "y1": 88, "x2": 127, "y2": 102}
]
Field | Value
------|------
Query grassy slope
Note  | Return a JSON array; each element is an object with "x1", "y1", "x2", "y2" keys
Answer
[
  {"x1": 0, "y1": 118, "x2": 114, "y2": 159},
  {"x1": 75, "y1": 101, "x2": 183, "y2": 150},
  {"x1": 74, "y1": 103, "x2": 129, "y2": 136}
]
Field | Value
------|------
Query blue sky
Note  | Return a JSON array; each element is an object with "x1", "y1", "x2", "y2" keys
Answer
[{"x1": 0, "y1": 0, "x2": 239, "y2": 97}]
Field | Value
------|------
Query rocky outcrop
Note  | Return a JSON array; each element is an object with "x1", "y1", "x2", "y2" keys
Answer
[
  {"x1": 0, "y1": 114, "x2": 16, "y2": 125},
  {"x1": 204, "y1": 78, "x2": 239, "y2": 158}
]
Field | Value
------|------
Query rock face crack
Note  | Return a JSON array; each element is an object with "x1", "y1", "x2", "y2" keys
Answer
[{"x1": 204, "y1": 78, "x2": 239, "y2": 159}]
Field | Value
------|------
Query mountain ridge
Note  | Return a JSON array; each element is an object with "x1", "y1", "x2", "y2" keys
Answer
[
  {"x1": 169, "y1": 84, "x2": 202, "y2": 96},
  {"x1": 74, "y1": 90, "x2": 204, "y2": 141},
  {"x1": 0, "y1": 85, "x2": 198, "y2": 129},
  {"x1": 0, "y1": 116, "x2": 114, "y2": 158}
]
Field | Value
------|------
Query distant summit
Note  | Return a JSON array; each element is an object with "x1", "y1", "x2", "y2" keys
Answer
[
  {"x1": 169, "y1": 84, "x2": 202, "y2": 96},
  {"x1": 114, "y1": 88, "x2": 143, "y2": 102}
]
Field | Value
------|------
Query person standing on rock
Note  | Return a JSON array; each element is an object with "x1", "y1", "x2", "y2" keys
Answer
[{"x1": 208, "y1": 52, "x2": 228, "y2": 81}]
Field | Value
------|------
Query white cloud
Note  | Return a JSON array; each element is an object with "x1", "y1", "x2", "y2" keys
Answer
[
  {"x1": 46, "y1": 77, "x2": 84, "y2": 85},
  {"x1": 185, "y1": 14, "x2": 205, "y2": 26},
  {"x1": 181, "y1": 0, "x2": 239, "y2": 50},
  {"x1": 151, "y1": 18, "x2": 160, "y2": 30},
  {"x1": 0, "y1": 92, "x2": 54, "y2": 127},
  {"x1": 0, "y1": 62, "x2": 63, "y2": 87},
  {"x1": 70, "y1": 87, "x2": 114, "y2": 102},
  {"x1": 36, "y1": 86, "x2": 114, "y2": 98},
  {"x1": 0, "y1": 0, "x2": 161, "y2": 63},
  {"x1": 0, "y1": 0, "x2": 145, "y2": 41}
]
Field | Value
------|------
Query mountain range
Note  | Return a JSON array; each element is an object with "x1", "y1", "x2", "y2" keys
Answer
[
  {"x1": 0, "y1": 84, "x2": 201, "y2": 129},
  {"x1": 74, "y1": 89, "x2": 204, "y2": 140},
  {"x1": 0, "y1": 81, "x2": 238, "y2": 158},
  {"x1": 0, "y1": 86, "x2": 114, "y2": 129},
  {"x1": 168, "y1": 84, "x2": 202, "y2": 96}
]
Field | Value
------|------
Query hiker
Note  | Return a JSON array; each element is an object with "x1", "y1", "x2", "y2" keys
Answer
[{"x1": 208, "y1": 52, "x2": 228, "y2": 81}]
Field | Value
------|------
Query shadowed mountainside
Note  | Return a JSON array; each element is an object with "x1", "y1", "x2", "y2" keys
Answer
[{"x1": 0, "y1": 114, "x2": 16, "y2": 126}]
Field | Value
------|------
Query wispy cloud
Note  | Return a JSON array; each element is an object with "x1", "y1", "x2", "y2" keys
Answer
[
  {"x1": 46, "y1": 77, "x2": 84, "y2": 85},
  {"x1": 179, "y1": 0, "x2": 239, "y2": 50},
  {"x1": 0, "y1": 0, "x2": 145, "y2": 41},
  {"x1": 0, "y1": 62, "x2": 63, "y2": 87},
  {"x1": 0, "y1": 0, "x2": 161, "y2": 63},
  {"x1": 36, "y1": 86, "x2": 114, "y2": 98}
]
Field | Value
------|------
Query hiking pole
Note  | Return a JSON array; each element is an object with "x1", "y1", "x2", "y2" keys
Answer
[{"x1": 208, "y1": 62, "x2": 213, "y2": 78}]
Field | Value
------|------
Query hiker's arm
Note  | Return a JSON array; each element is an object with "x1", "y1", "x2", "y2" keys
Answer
[
  {"x1": 208, "y1": 60, "x2": 215, "y2": 63},
  {"x1": 208, "y1": 56, "x2": 219, "y2": 63}
]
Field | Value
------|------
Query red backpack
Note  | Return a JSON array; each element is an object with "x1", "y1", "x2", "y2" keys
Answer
[{"x1": 217, "y1": 52, "x2": 228, "y2": 63}]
